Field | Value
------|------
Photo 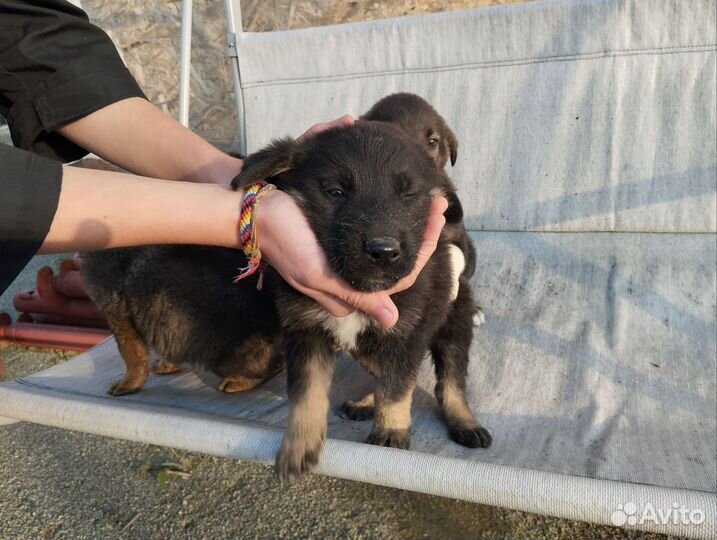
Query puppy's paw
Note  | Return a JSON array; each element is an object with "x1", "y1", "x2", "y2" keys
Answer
[
  {"x1": 473, "y1": 308, "x2": 486, "y2": 327},
  {"x1": 275, "y1": 435, "x2": 324, "y2": 484},
  {"x1": 217, "y1": 376, "x2": 263, "y2": 394},
  {"x1": 151, "y1": 358, "x2": 184, "y2": 375},
  {"x1": 366, "y1": 428, "x2": 410, "y2": 449},
  {"x1": 450, "y1": 425, "x2": 492, "y2": 448},
  {"x1": 107, "y1": 378, "x2": 144, "y2": 396},
  {"x1": 337, "y1": 400, "x2": 374, "y2": 421}
]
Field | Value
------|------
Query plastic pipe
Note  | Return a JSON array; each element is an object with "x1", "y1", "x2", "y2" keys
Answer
[
  {"x1": 13, "y1": 291, "x2": 105, "y2": 321},
  {"x1": 0, "y1": 318, "x2": 110, "y2": 352},
  {"x1": 22, "y1": 313, "x2": 109, "y2": 329}
]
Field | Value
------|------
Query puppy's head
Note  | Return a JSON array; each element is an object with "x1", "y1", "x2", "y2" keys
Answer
[
  {"x1": 233, "y1": 122, "x2": 453, "y2": 292},
  {"x1": 361, "y1": 93, "x2": 458, "y2": 170}
]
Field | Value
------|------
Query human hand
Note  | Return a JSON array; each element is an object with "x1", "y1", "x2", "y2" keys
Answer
[
  {"x1": 256, "y1": 191, "x2": 448, "y2": 329},
  {"x1": 297, "y1": 114, "x2": 355, "y2": 142}
]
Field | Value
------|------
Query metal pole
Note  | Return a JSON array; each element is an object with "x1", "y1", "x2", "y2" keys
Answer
[
  {"x1": 223, "y1": 0, "x2": 247, "y2": 155},
  {"x1": 178, "y1": 0, "x2": 193, "y2": 127}
]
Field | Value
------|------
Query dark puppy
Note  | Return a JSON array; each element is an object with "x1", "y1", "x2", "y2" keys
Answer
[
  {"x1": 81, "y1": 245, "x2": 283, "y2": 395},
  {"x1": 233, "y1": 122, "x2": 491, "y2": 483},
  {"x1": 358, "y1": 94, "x2": 485, "y2": 431},
  {"x1": 362, "y1": 92, "x2": 475, "y2": 275},
  {"x1": 361, "y1": 92, "x2": 458, "y2": 170}
]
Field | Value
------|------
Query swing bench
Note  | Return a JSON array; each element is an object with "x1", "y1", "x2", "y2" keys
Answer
[{"x1": 1, "y1": 0, "x2": 715, "y2": 537}]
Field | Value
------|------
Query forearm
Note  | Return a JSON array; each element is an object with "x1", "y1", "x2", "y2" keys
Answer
[
  {"x1": 39, "y1": 165, "x2": 243, "y2": 253},
  {"x1": 57, "y1": 98, "x2": 242, "y2": 185}
]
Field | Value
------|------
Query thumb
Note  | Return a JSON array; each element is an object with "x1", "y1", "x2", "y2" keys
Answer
[{"x1": 333, "y1": 287, "x2": 399, "y2": 329}]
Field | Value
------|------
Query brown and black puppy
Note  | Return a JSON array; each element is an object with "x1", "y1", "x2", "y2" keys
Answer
[
  {"x1": 361, "y1": 92, "x2": 474, "y2": 274},
  {"x1": 81, "y1": 245, "x2": 283, "y2": 395},
  {"x1": 358, "y1": 93, "x2": 484, "y2": 433},
  {"x1": 361, "y1": 92, "x2": 458, "y2": 170},
  {"x1": 233, "y1": 122, "x2": 491, "y2": 483}
]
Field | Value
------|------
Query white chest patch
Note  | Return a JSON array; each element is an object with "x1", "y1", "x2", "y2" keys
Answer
[
  {"x1": 447, "y1": 244, "x2": 466, "y2": 301},
  {"x1": 320, "y1": 310, "x2": 371, "y2": 351}
]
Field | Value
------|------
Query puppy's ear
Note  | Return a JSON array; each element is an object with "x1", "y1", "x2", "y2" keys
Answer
[
  {"x1": 446, "y1": 127, "x2": 458, "y2": 167},
  {"x1": 230, "y1": 138, "x2": 301, "y2": 190}
]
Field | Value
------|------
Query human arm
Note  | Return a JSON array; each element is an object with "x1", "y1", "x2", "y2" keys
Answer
[{"x1": 56, "y1": 97, "x2": 243, "y2": 185}]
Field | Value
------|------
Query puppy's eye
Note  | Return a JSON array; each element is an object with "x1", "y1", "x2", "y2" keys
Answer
[
  {"x1": 427, "y1": 137, "x2": 439, "y2": 147},
  {"x1": 326, "y1": 188, "x2": 345, "y2": 198}
]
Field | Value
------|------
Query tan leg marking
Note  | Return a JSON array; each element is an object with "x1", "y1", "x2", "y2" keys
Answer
[
  {"x1": 217, "y1": 375, "x2": 265, "y2": 393},
  {"x1": 276, "y1": 358, "x2": 333, "y2": 482},
  {"x1": 440, "y1": 381, "x2": 480, "y2": 428},
  {"x1": 338, "y1": 391, "x2": 375, "y2": 421},
  {"x1": 375, "y1": 391, "x2": 413, "y2": 431},
  {"x1": 348, "y1": 392, "x2": 374, "y2": 409},
  {"x1": 151, "y1": 358, "x2": 184, "y2": 375},
  {"x1": 437, "y1": 381, "x2": 492, "y2": 448},
  {"x1": 108, "y1": 325, "x2": 150, "y2": 396}
]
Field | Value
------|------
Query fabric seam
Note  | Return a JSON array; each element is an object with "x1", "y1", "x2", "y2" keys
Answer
[{"x1": 239, "y1": 43, "x2": 717, "y2": 89}]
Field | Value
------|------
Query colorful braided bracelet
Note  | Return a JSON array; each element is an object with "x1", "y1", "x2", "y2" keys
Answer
[{"x1": 234, "y1": 181, "x2": 277, "y2": 289}]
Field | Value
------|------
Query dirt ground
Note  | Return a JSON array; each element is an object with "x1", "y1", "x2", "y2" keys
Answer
[{"x1": 0, "y1": 0, "x2": 690, "y2": 539}]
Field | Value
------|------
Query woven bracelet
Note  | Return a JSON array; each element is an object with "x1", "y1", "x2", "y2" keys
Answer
[{"x1": 233, "y1": 181, "x2": 277, "y2": 289}]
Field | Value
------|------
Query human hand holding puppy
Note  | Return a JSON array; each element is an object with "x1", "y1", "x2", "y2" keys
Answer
[
  {"x1": 256, "y1": 188, "x2": 448, "y2": 329},
  {"x1": 39, "y1": 99, "x2": 445, "y2": 329}
]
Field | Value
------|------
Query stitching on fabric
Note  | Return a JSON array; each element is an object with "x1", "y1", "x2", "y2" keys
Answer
[{"x1": 240, "y1": 44, "x2": 717, "y2": 89}]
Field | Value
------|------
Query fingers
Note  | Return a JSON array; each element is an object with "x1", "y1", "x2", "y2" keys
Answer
[
  {"x1": 321, "y1": 278, "x2": 399, "y2": 329},
  {"x1": 295, "y1": 283, "x2": 355, "y2": 318},
  {"x1": 293, "y1": 271, "x2": 398, "y2": 329},
  {"x1": 297, "y1": 114, "x2": 355, "y2": 143},
  {"x1": 387, "y1": 196, "x2": 447, "y2": 294}
]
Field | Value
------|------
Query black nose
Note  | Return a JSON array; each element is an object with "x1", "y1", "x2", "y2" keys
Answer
[{"x1": 365, "y1": 237, "x2": 401, "y2": 265}]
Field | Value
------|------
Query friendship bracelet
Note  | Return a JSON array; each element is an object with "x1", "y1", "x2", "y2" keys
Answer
[{"x1": 233, "y1": 181, "x2": 277, "y2": 289}]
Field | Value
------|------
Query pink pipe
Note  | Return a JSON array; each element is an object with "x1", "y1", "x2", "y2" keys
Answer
[
  {"x1": 0, "y1": 317, "x2": 110, "y2": 352},
  {"x1": 51, "y1": 268, "x2": 88, "y2": 298},
  {"x1": 13, "y1": 265, "x2": 105, "y2": 321},
  {"x1": 23, "y1": 313, "x2": 109, "y2": 329}
]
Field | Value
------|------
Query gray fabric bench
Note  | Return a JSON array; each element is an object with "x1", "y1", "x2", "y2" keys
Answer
[{"x1": 1, "y1": 0, "x2": 714, "y2": 537}]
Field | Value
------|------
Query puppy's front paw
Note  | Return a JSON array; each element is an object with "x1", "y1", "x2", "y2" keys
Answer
[
  {"x1": 450, "y1": 425, "x2": 492, "y2": 448},
  {"x1": 275, "y1": 435, "x2": 324, "y2": 484},
  {"x1": 107, "y1": 377, "x2": 144, "y2": 396},
  {"x1": 473, "y1": 307, "x2": 486, "y2": 327},
  {"x1": 366, "y1": 428, "x2": 410, "y2": 449},
  {"x1": 337, "y1": 400, "x2": 374, "y2": 421}
]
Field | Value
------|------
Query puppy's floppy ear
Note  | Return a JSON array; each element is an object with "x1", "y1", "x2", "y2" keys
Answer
[
  {"x1": 446, "y1": 126, "x2": 458, "y2": 167},
  {"x1": 230, "y1": 138, "x2": 300, "y2": 190}
]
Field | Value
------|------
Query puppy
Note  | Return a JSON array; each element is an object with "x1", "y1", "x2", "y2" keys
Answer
[
  {"x1": 361, "y1": 92, "x2": 475, "y2": 276},
  {"x1": 361, "y1": 92, "x2": 458, "y2": 170},
  {"x1": 233, "y1": 122, "x2": 491, "y2": 483},
  {"x1": 81, "y1": 245, "x2": 283, "y2": 395}
]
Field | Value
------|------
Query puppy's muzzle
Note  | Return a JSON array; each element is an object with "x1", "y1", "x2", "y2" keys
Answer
[{"x1": 364, "y1": 237, "x2": 401, "y2": 266}]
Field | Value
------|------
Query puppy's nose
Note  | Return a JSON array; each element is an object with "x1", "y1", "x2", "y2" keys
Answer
[{"x1": 365, "y1": 237, "x2": 401, "y2": 265}]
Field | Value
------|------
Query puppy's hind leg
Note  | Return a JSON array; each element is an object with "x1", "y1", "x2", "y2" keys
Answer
[
  {"x1": 337, "y1": 355, "x2": 378, "y2": 421},
  {"x1": 431, "y1": 281, "x2": 492, "y2": 448},
  {"x1": 151, "y1": 358, "x2": 184, "y2": 375},
  {"x1": 105, "y1": 299, "x2": 150, "y2": 396},
  {"x1": 337, "y1": 392, "x2": 375, "y2": 421},
  {"x1": 216, "y1": 335, "x2": 284, "y2": 394}
]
